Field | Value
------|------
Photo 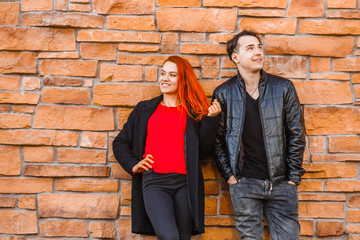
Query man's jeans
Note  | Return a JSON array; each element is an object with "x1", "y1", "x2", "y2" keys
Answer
[{"x1": 229, "y1": 177, "x2": 300, "y2": 240}]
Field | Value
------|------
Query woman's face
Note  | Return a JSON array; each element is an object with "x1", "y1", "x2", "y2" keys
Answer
[{"x1": 159, "y1": 61, "x2": 179, "y2": 96}]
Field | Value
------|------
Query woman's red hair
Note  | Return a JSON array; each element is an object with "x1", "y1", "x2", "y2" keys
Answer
[{"x1": 164, "y1": 56, "x2": 210, "y2": 121}]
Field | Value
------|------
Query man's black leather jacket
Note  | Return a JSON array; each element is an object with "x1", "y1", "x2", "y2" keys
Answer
[{"x1": 213, "y1": 71, "x2": 305, "y2": 185}]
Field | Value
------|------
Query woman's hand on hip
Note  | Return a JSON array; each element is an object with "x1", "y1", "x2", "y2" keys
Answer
[
  {"x1": 132, "y1": 154, "x2": 154, "y2": 173},
  {"x1": 207, "y1": 99, "x2": 221, "y2": 117}
]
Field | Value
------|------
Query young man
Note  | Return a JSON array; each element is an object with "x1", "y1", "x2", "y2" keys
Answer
[{"x1": 212, "y1": 30, "x2": 305, "y2": 239}]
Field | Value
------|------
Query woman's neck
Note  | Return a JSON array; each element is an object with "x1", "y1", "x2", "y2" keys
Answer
[{"x1": 162, "y1": 94, "x2": 178, "y2": 107}]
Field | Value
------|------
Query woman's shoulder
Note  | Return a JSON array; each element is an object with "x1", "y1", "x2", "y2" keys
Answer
[{"x1": 135, "y1": 95, "x2": 163, "y2": 109}]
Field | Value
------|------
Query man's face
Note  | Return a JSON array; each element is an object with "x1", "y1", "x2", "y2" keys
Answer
[{"x1": 231, "y1": 35, "x2": 264, "y2": 73}]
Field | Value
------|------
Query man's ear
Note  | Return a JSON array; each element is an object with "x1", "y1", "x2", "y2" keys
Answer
[{"x1": 231, "y1": 52, "x2": 239, "y2": 64}]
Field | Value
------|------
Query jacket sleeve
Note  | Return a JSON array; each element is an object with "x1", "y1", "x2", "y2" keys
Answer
[
  {"x1": 284, "y1": 81, "x2": 306, "y2": 184},
  {"x1": 198, "y1": 114, "x2": 221, "y2": 160},
  {"x1": 112, "y1": 104, "x2": 141, "y2": 175},
  {"x1": 212, "y1": 91, "x2": 234, "y2": 181}
]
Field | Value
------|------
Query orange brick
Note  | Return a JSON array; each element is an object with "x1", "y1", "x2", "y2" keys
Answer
[
  {"x1": 182, "y1": 33, "x2": 206, "y2": 42},
  {"x1": 0, "y1": 210, "x2": 37, "y2": 234},
  {"x1": 204, "y1": 181, "x2": 219, "y2": 195},
  {"x1": 202, "y1": 163, "x2": 222, "y2": 180},
  {"x1": 107, "y1": 16, "x2": 155, "y2": 30},
  {"x1": 55, "y1": 0, "x2": 67, "y2": 10},
  {"x1": 93, "y1": 83, "x2": 160, "y2": 107},
  {"x1": 0, "y1": 52, "x2": 36, "y2": 74},
  {"x1": 300, "y1": 20, "x2": 360, "y2": 35},
  {"x1": 157, "y1": 8, "x2": 236, "y2": 32},
  {"x1": 348, "y1": 210, "x2": 360, "y2": 223},
  {"x1": 304, "y1": 107, "x2": 360, "y2": 135},
  {"x1": 317, "y1": 221, "x2": 344, "y2": 236},
  {"x1": 328, "y1": 136, "x2": 360, "y2": 153},
  {"x1": 0, "y1": 2, "x2": 19, "y2": 25},
  {"x1": 21, "y1": 0, "x2": 52, "y2": 11},
  {"x1": 200, "y1": 80, "x2": 225, "y2": 97},
  {"x1": 42, "y1": 87, "x2": 90, "y2": 105},
  {"x1": 80, "y1": 131, "x2": 108, "y2": 149},
  {"x1": 0, "y1": 146, "x2": 21, "y2": 176},
  {"x1": 0, "y1": 178, "x2": 53, "y2": 193},
  {"x1": 327, "y1": 10, "x2": 360, "y2": 18},
  {"x1": 300, "y1": 220, "x2": 314, "y2": 236},
  {"x1": 0, "y1": 197, "x2": 16, "y2": 208},
  {"x1": 334, "y1": 58, "x2": 360, "y2": 72},
  {"x1": 40, "y1": 220, "x2": 87, "y2": 237},
  {"x1": 22, "y1": 12, "x2": 104, "y2": 28},
  {"x1": 327, "y1": 0, "x2": 357, "y2": 8},
  {"x1": 238, "y1": 9, "x2": 285, "y2": 17},
  {"x1": 309, "y1": 73, "x2": 350, "y2": 81},
  {"x1": 145, "y1": 66, "x2": 158, "y2": 82},
  {"x1": 353, "y1": 74, "x2": 360, "y2": 84},
  {"x1": 93, "y1": 0, "x2": 155, "y2": 14},
  {"x1": 200, "y1": 227, "x2": 238, "y2": 240},
  {"x1": 38, "y1": 52, "x2": 79, "y2": 59},
  {"x1": 205, "y1": 198, "x2": 217, "y2": 215},
  {"x1": 303, "y1": 163, "x2": 357, "y2": 178},
  {"x1": 355, "y1": 85, "x2": 360, "y2": 99},
  {"x1": 220, "y1": 192, "x2": 233, "y2": 215},
  {"x1": 78, "y1": 30, "x2": 161, "y2": 43},
  {"x1": 347, "y1": 224, "x2": 360, "y2": 234},
  {"x1": 309, "y1": 137, "x2": 326, "y2": 153},
  {"x1": 116, "y1": 219, "x2": 141, "y2": 240},
  {"x1": 25, "y1": 165, "x2": 109, "y2": 177},
  {"x1": 265, "y1": 36, "x2": 354, "y2": 57},
  {"x1": 310, "y1": 58, "x2": 331, "y2": 72},
  {"x1": 299, "y1": 203, "x2": 344, "y2": 218},
  {"x1": 293, "y1": 81, "x2": 352, "y2": 104},
  {"x1": 349, "y1": 195, "x2": 360, "y2": 208},
  {"x1": 80, "y1": 44, "x2": 116, "y2": 60},
  {"x1": 0, "y1": 114, "x2": 31, "y2": 129},
  {"x1": 298, "y1": 194, "x2": 346, "y2": 202},
  {"x1": 68, "y1": 3, "x2": 90, "y2": 12},
  {"x1": 58, "y1": 148, "x2": 106, "y2": 164},
  {"x1": 0, "y1": 76, "x2": 20, "y2": 90},
  {"x1": 100, "y1": 64, "x2": 143, "y2": 82},
  {"x1": 264, "y1": 56, "x2": 306, "y2": 79},
  {"x1": 121, "y1": 182, "x2": 132, "y2": 205},
  {"x1": 39, "y1": 60, "x2": 97, "y2": 77},
  {"x1": 0, "y1": 130, "x2": 78, "y2": 146},
  {"x1": 205, "y1": 217, "x2": 235, "y2": 226},
  {"x1": 0, "y1": 92, "x2": 39, "y2": 105},
  {"x1": 23, "y1": 77, "x2": 40, "y2": 91},
  {"x1": 56, "y1": 179, "x2": 118, "y2": 192},
  {"x1": 118, "y1": 44, "x2": 159, "y2": 53},
  {"x1": 288, "y1": 0, "x2": 324, "y2": 17},
  {"x1": 203, "y1": 0, "x2": 287, "y2": 8},
  {"x1": 0, "y1": 27, "x2": 75, "y2": 51},
  {"x1": 33, "y1": 105, "x2": 114, "y2": 131},
  {"x1": 158, "y1": 0, "x2": 200, "y2": 7},
  {"x1": 161, "y1": 32, "x2": 179, "y2": 54},
  {"x1": 240, "y1": 18, "x2": 296, "y2": 34},
  {"x1": 325, "y1": 180, "x2": 360, "y2": 192},
  {"x1": 117, "y1": 53, "x2": 200, "y2": 67},
  {"x1": 18, "y1": 196, "x2": 36, "y2": 210},
  {"x1": 111, "y1": 164, "x2": 131, "y2": 180},
  {"x1": 311, "y1": 154, "x2": 360, "y2": 162},
  {"x1": 89, "y1": 222, "x2": 116, "y2": 238},
  {"x1": 202, "y1": 57, "x2": 220, "y2": 79},
  {"x1": 24, "y1": 147, "x2": 54, "y2": 163},
  {"x1": 43, "y1": 77, "x2": 82, "y2": 87},
  {"x1": 116, "y1": 107, "x2": 133, "y2": 130},
  {"x1": 181, "y1": 43, "x2": 226, "y2": 55},
  {"x1": 298, "y1": 181, "x2": 323, "y2": 192},
  {"x1": 12, "y1": 106, "x2": 35, "y2": 114}
]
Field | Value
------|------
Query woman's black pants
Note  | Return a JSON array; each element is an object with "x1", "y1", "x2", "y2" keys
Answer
[{"x1": 142, "y1": 169, "x2": 194, "y2": 240}]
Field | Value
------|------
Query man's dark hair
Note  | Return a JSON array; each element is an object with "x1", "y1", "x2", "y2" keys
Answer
[{"x1": 226, "y1": 30, "x2": 262, "y2": 61}]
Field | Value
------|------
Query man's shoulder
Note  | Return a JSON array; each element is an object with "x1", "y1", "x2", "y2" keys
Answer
[{"x1": 214, "y1": 75, "x2": 238, "y2": 95}]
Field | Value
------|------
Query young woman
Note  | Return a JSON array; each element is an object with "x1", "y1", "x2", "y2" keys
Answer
[{"x1": 113, "y1": 56, "x2": 221, "y2": 240}]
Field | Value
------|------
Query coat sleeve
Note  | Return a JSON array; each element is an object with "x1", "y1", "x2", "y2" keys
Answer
[
  {"x1": 198, "y1": 114, "x2": 221, "y2": 160},
  {"x1": 112, "y1": 104, "x2": 141, "y2": 175},
  {"x1": 284, "y1": 81, "x2": 306, "y2": 185},
  {"x1": 212, "y1": 90, "x2": 234, "y2": 182}
]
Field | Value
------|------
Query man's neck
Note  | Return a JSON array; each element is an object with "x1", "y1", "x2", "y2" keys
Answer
[{"x1": 239, "y1": 69, "x2": 261, "y2": 87}]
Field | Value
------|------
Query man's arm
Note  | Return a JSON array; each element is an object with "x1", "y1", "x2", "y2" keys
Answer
[
  {"x1": 212, "y1": 91, "x2": 235, "y2": 182},
  {"x1": 284, "y1": 81, "x2": 306, "y2": 185}
]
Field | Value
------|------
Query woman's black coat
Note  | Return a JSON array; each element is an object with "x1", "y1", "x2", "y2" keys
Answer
[{"x1": 112, "y1": 95, "x2": 220, "y2": 235}]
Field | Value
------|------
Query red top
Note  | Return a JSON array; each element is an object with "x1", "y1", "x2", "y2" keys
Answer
[{"x1": 144, "y1": 103, "x2": 187, "y2": 174}]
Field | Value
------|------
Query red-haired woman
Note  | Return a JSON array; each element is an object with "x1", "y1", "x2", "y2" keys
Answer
[{"x1": 113, "y1": 56, "x2": 221, "y2": 240}]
